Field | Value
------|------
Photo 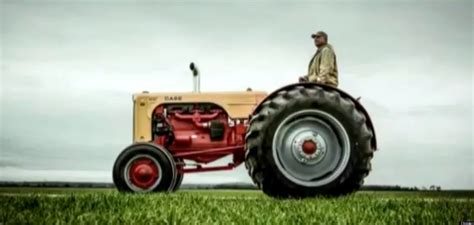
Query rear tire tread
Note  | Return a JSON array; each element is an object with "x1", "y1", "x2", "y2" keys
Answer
[{"x1": 245, "y1": 85, "x2": 375, "y2": 198}]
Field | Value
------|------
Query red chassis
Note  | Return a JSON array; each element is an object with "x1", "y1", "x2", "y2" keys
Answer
[{"x1": 152, "y1": 104, "x2": 248, "y2": 174}]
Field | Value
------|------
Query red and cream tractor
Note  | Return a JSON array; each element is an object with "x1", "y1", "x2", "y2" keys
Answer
[{"x1": 112, "y1": 63, "x2": 377, "y2": 198}]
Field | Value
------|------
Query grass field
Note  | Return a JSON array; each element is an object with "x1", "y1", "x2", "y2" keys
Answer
[{"x1": 1, "y1": 188, "x2": 473, "y2": 225}]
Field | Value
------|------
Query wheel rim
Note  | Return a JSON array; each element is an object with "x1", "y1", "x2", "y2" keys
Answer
[
  {"x1": 272, "y1": 109, "x2": 350, "y2": 187},
  {"x1": 124, "y1": 154, "x2": 162, "y2": 192}
]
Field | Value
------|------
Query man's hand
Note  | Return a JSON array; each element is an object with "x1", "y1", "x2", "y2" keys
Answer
[{"x1": 299, "y1": 76, "x2": 308, "y2": 83}]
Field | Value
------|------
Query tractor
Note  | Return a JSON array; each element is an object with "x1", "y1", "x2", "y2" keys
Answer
[{"x1": 112, "y1": 63, "x2": 377, "y2": 198}]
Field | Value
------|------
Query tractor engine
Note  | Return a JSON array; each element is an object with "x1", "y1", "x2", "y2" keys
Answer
[{"x1": 152, "y1": 103, "x2": 247, "y2": 166}]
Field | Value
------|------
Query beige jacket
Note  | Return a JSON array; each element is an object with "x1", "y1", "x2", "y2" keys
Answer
[{"x1": 306, "y1": 44, "x2": 338, "y2": 87}]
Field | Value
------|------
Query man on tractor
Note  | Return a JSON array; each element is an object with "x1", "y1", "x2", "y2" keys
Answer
[
  {"x1": 300, "y1": 31, "x2": 339, "y2": 87},
  {"x1": 113, "y1": 30, "x2": 377, "y2": 198}
]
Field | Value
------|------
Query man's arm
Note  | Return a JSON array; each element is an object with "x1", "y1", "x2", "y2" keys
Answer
[
  {"x1": 299, "y1": 57, "x2": 314, "y2": 82},
  {"x1": 318, "y1": 48, "x2": 335, "y2": 83}
]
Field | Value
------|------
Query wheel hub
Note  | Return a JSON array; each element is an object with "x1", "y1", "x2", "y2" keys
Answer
[
  {"x1": 302, "y1": 140, "x2": 317, "y2": 155},
  {"x1": 135, "y1": 165, "x2": 153, "y2": 182},
  {"x1": 128, "y1": 158, "x2": 160, "y2": 190},
  {"x1": 272, "y1": 109, "x2": 351, "y2": 187},
  {"x1": 292, "y1": 131, "x2": 327, "y2": 165}
]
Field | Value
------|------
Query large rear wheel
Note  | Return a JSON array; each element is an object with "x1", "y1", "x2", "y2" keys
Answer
[{"x1": 245, "y1": 85, "x2": 374, "y2": 198}]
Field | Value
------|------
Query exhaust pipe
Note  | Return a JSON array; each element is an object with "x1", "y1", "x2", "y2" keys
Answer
[{"x1": 189, "y1": 62, "x2": 200, "y2": 93}]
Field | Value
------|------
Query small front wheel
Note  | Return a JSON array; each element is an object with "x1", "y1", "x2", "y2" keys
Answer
[{"x1": 113, "y1": 143, "x2": 177, "y2": 193}]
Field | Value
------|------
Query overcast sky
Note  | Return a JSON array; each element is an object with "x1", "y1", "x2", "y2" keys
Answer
[{"x1": 0, "y1": 0, "x2": 472, "y2": 189}]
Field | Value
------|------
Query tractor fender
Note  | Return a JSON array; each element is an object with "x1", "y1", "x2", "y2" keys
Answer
[{"x1": 251, "y1": 83, "x2": 377, "y2": 150}]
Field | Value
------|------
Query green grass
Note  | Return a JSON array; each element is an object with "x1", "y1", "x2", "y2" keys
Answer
[
  {"x1": 1, "y1": 188, "x2": 473, "y2": 225},
  {"x1": 0, "y1": 187, "x2": 115, "y2": 194}
]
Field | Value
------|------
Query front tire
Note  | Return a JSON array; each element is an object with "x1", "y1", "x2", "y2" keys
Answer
[
  {"x1": 171, "y1": 158, "x2": 184, "y2": 192},
  {"x1": 113, "y1": 143, "x2": 177, "y2": 193},
  {"x1": 245, "y1": 85, "x2": 374, "y2": 198}
]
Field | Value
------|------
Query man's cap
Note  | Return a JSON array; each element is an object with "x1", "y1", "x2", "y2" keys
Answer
[{"x1": 311, "y1": 31, "x2": 328, "y2": 40}]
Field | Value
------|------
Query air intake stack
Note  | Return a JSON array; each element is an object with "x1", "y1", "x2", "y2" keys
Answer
[{"x1": 189, "y1": 62, "x2": 200, "y2": 93}]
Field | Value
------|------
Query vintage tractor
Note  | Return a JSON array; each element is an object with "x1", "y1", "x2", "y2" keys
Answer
[{"x1": 112, "y1": 63, "x2": 377, "y2": 198}]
